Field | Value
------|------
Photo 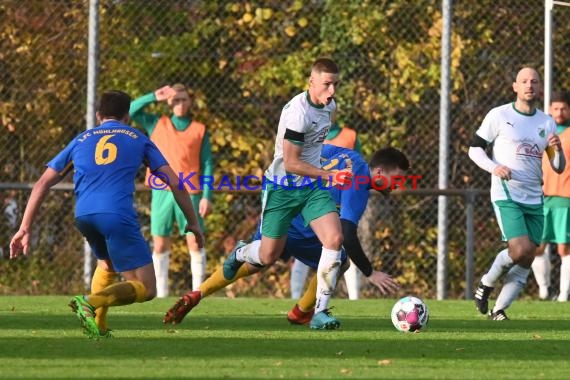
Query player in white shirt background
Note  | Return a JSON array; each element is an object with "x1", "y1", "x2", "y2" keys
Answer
[{"x1": 468, "y1": 67, "x2": 565, "y2": 320}]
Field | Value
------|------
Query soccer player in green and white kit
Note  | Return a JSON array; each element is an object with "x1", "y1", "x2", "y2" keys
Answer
[
  {"x1": 223, "y1": 58, "x2": 351, "y2": 329},
  {"x1": 469, "y1": 67, "x2": 565, "y2": 320}
]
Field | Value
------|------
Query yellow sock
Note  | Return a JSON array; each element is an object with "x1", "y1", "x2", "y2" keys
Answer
[
  {"x1": 129, "y1": 280, "x2": 148, "y2": 303},
  {"x1": 91, "y1": 267, "x2": 118, "y2": 332},
  {"x1": 199, "y1": 264, "x2": 252, "y2": 297},
  {"x1": 298, "y1": 274, "x2": 317, "y2": 312},
  {"x1": 87, "y1": 280, "x2": 147, "y2": 308}
]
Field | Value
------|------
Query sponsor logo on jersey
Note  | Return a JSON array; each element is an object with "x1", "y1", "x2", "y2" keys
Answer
[{"x1": 516, "y1": 143, "x2": 542, "y2": 158}]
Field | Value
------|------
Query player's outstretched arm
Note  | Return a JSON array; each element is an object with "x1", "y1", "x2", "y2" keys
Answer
[
  {"x1": 367, "y1": 270, "x2": 399, "y2": 295},
  {"x1": 341, "y1": 219, "x2": 399, "y2": 294},
  {"x1": 10, "y1": 168, "x2": 62, "y2": 258}
]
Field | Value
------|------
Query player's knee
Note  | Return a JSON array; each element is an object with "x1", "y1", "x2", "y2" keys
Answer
[
  {"x1": 142, "y1": 279, "x2": 157, "y2": 300},
  {"x1": 509, "y1": 241, "x2": 530, "y2": 261},
  {"x1": 152, "y1": 237, "x2": 170, "y2": 253},
  {"x1": 534, "y1": 245, "x2": 545, "y2": 257},
  {"x1": 127, "y1": 280, "x2": 154, "y2": 302},
  {"x1": 259, "y1": 253, "x2": 277, "y2": 266},
  {"x1": 97, "y1": 259, "x2": 113, "y2": 271},
  {"x1": 519, "y1": 254, "x2": 534, "y2": 268},
  {"x1": 187, "y1": 239, "x2": 200, "y2": 252},
  {"x1": 145, "y1": 287, "x2": 157, "y2": 301},
  {"x1": 327, "y1": 233, "x2": 343, "y2": 250},
  {"x1": 512, "y1": 247, "x2": 535, "y2": 268},
  {"x1": 257, "y1": 244, "x2": 279, "y2": 266}
]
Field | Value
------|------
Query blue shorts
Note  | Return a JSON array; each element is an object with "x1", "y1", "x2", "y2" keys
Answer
[
  {"x1": 75, "y1": 213, "x2": 152, "y2": 272},
  {"x1": 252, "y1": 228, "x2": 347, "y2": 269}
]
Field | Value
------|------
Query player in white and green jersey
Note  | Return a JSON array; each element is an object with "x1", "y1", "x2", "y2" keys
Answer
[
  {"x1": 476, "y1": 102, "x2": 556, "y2": 205},
  {"x1": 265, "y1": 90, "x2": 336, "y2": 187},
  {"x1": 223, "y1": 58, "x2": 350, "y2": 329},
  {"x1": 468, "y1": 67, "x2": 565, "y2": 320}
]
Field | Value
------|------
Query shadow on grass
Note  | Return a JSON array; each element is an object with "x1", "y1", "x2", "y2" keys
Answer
[
  {"x1": 0, "y1": 334, "x2": 567, "y2": 362},
  {"x1": 2, "y1": 311, "x2": 570, "y2": 332},
  {"x1": 1, "y1": 313, "x2": 569, "y2": 362}
]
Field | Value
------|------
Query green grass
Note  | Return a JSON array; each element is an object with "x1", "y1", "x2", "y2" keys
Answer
[{"x1": 1, "y1": 296, "x2": 570, "y2": 379}]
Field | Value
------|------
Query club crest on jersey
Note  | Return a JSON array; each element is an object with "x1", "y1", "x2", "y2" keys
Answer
[{"x1": 316, "y1": 127, "x2": 330, "y2": 143}]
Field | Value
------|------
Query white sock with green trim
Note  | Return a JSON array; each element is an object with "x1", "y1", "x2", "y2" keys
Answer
[
  {"x1": 290, "y1": 259, "x2": 310, "y2": 299},
  {"x1": 343, "y1": 260, "x2": 360, "y2": 300},
  {"x1": 531, "y1": 246, "x2": 551, "y2": 299},
  {"x1": 493, "y1": 264, "x2": 530, "y2": 312},
  {"x1": 315, "y1": 247, "x2": 342, "y2": 314},
  {"x1": 558, "y1": 255, "x2": 570, "y2": 302},
  {"x1": 153, "y1": 251, "x2": 170, "y2": 298},
  {"x1": 482, "y1": 249, "x2": 513, "y2": 287},
  {"x1": 190, "y1": 248, "x2": 207, "y2": 290},
  {"x1": 236, "y1": 240, "x2": 263, "y2": 266}
]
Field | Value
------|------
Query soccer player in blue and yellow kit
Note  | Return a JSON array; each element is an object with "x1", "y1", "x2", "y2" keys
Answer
[
  {"x1": 163, "y1": 145, "x2": 409, "y2": 327},
  {"x1": 9, "y1": 90, "x2": 204, "y2": 339}
]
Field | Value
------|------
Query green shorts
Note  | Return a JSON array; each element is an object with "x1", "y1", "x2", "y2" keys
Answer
[
  {"x1": 542, "y1": 196, "x2": 570, "y2": 244},
  {"x1": 260, "y1": 183, "x2": 338, "y2": 238},
  {"x1": 150, "y1": 189, "x2": 205, "y2": 237},
  {"x1": 492, "y1": 199, "x2": 543, "y2": 246}
]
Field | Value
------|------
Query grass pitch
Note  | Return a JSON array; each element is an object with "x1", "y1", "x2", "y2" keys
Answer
[{"x1": 1, "y1": 296, "x2": 569, "y2": 379}]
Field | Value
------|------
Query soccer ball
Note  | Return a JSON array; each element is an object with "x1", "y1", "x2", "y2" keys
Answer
[{"x1": 390, "y1": 296, "x2": 429, "y2": 332}]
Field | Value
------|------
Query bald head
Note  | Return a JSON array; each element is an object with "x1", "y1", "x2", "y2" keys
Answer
[
  {"x1": 515, "y1": 67, "x2": 540, "y2": 83},
  {"x1": 512, "y1": 67, "x2": 541, "y2": 108}
]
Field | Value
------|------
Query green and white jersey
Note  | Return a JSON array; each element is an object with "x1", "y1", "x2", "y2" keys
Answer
[
  {"x1": 265, "y1": 91, "x2": 336, "y2": 186},
  {"x1": 476, "y1": 102, "x2": 557, "y2": 204}
]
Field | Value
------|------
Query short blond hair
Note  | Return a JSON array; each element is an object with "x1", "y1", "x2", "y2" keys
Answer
[
  {"x1": 171, "y1": 83, "x2": 194, "y2": 97},
  {"x1": 171, "y1": 83, "x2": 187, "y2": 92}
]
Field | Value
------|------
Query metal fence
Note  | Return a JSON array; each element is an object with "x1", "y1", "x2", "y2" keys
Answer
[{"x1": 2, "y1": 0, "x2": 570, "y2": 299}]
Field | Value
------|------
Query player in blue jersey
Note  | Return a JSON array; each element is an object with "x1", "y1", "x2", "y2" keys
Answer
[
  {"x1": 9, "y1": 90, "x2": 204, "y2": 339},
  {"x1": 163, "y1": 145, "x2": 409, "y2": 327}
]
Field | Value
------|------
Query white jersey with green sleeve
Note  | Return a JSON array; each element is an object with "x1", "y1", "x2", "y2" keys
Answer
[
  {"x1": 264, "y1": 91, "x2": 336, "y2": 186},
  {"x1": 475, "y1": 102, "x2": 557, "y2": 204}
]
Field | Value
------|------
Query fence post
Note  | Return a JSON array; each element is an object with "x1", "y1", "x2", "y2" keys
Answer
[
  {"x1": 544, "y1": 0, "x2": 553, "y2": 111},
  {"x1": 465, "y1": 189, "x2": 476, "y2": 299},
  {"x1": 84, "y1": 0, "x2": 100, "y2": 290},
  {"x1": 437, "y1": 0, "x2": 452, "y2": 300}
]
